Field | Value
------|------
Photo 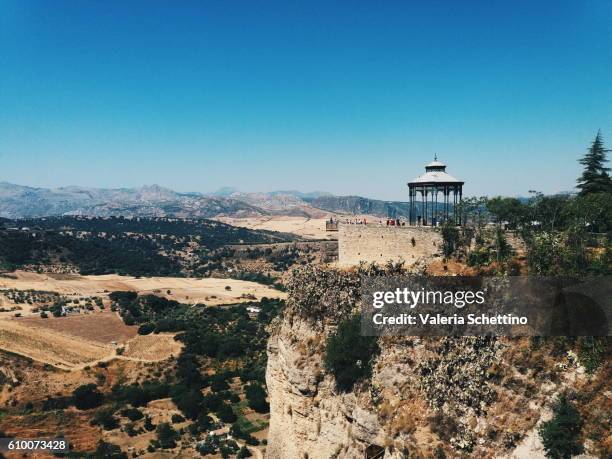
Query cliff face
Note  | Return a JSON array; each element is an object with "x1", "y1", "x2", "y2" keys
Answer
[
  {"x1": 266, "y1": 315, "x2": 385, "y2": 459},
  {"x1": 266, "y1": 265, "x2": 608, "y2": 459}
]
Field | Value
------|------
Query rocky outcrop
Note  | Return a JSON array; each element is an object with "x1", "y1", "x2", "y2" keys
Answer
[
  {"x1": 266, "y1": 315, "x2": 386, "y2": 458},
  {"x1": 266, "y1": 265, "x2": 607, "y2": 458}
]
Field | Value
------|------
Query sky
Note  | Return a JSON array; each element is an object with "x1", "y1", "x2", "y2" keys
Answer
[{"x1": 1, "y1": 1, "x2": 611, "y2": 200}]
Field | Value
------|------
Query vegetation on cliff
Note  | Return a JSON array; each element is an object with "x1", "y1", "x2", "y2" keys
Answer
[
  {"x1": 539, "y1": 394, "x2": 584, "y2": 459},
  {"x1": 324, "y1": 314, "x2": 380, "y2": 391}
]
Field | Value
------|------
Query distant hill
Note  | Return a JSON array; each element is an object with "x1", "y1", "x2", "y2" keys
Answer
[
  {"x1": 0, "y1": 181, "x2": 409, "y2": 219},
  {"x1": 304, "y1": 195, "x2": 411, "y2": 218},
  {"x1": 0, "y1": 182, "x2": 264, "y2": 219}
]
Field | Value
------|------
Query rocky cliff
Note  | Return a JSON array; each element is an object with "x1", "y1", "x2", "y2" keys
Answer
[{"x1": 266, "y1": 265, "x2": 610, "y2": 458}]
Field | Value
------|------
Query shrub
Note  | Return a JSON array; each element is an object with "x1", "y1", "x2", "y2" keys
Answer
[
  {"x1": 72, "y1": 384, "x2": 104, "y2": 410},
  {"x1": 138, "y1": 322, "x2": 155, "y2": 335},
  {"x1": 92, "y1": 408, "x2": 119, "y2": 430},
  {"x1": 216, "y1": 402, "x2": 237, "y2": 423},
  {"x1": 324, "y1": 315, "x2": 379, "y2": 391},
  {"x1": 120, "y1": 407, "x2": 144, "y2": 421},
  {"x1": 144, "y1": 415, "x2": 155, "y2": 432},
  {"x1": 91, "y1": 440, "x2": 127, "y2": 459},
  {"x1": 245, "y1": 383, "x2": 269, "y2": 413},
  {"x1": 441, "y1": 221, "x2": 460, "y2": 257},
  {"x1": 539, "y1": 394, "x2": 583, "y2": 459},
  {"x1": 156, "y1": 422, "x2": 178, "y2": 449},
  {"x1": 577, "y1": 337, "x2": 606, "y2": 374},
  {"x1": 210, "y1": 374, "x2": 230, "y2": 392}
]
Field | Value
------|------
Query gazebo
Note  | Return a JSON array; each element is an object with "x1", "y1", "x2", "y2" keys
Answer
[{"x1": 408, "y1": 156, "x2": 464, "y2": 226}]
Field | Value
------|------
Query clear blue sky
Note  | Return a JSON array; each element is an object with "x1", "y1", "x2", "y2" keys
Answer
[{"x1": 1, "y1": 1, "x2": 611, "y2": 200}]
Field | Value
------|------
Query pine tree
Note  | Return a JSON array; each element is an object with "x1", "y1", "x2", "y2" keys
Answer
[
  {"x1": 577, "y1": 131, "x2": 612, "y2": 195},
  {"x1": 539, "y1": 394, "x2": 583, "y2": 459}
]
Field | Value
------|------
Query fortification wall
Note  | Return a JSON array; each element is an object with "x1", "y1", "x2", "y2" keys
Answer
[{"x1": 338, "y1": 224, "x2": 442, "y2": 267}]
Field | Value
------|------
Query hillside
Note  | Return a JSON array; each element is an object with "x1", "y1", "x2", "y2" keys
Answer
[
  {"x1": 305, "y1": 195, "x2": 412, "y2": 218},
  {"x1": 0, "y1": 216, "x2": 300, "y2": 277},
  {"x1": 0, "y1": 183, "x2": 265, "y2": 219},
  {"x1": 0, "y1": 181, "x2": 414, "y2": 219}
]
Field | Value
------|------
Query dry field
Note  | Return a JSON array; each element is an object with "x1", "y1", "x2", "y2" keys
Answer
[
  {"x1": 16, "y1": 311, "x2": 137, "y2": 344},
  {"x1": 0, "y1": 319, "x2": 109, "y2": 369},
  {"x1": 0, "y1": 312, "x2": 181, "y2": 369},
  {"x1": 217, "y1": 214, "x2": 383, "y2": 240},
  {"x1": 0, "y1": 271, "x2": 286, "y2": 306},
  {"x1": 216, "y1": 215, "x2": 338, "y2": 240},
  {"x1": 0, "y1": 410, "x2": 101, "y2": 457},
  {"x1": 122, "y1": 333, "x2": 182, "y2": 361}
]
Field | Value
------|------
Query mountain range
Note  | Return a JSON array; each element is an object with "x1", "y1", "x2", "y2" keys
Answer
[{"x1": 0, "y1": 182, "x2": 411, "y2": 220}]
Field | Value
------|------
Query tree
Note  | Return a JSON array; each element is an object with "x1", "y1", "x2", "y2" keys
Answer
[
  {"x1": 577, "y1": 131, "x2": 612, "y2": 195},
  {"x1": 92, "y1": 408, "x2": 119, "y2": 430},
  {"x1": 539, "y1": 394, "x2": 583, "y2": 459},
  {"x1": 216, "y1": 402, "x2": 237, "y2": 423},
  {"x1": 156, "y1": 422, "x2": 178, "y2": 449},
  {"x1": 245, "y1": 383, "x2": 269, "y2": 413},
  {"x1": 486, "y1": 197, "x2": 527, "y2": 229},
  {"x1": 91, "y1": 440, "x2": 127, "y2": 459},
  {"x1": 440, "y1": 221, "x2": 460, "y2": 257},
  {"x1": 324, "y1": 315, "x2": 380, "y2": 391},
  {"x1": 138, "y1": 322, "x2": 155, "y2": 335},
  {"x1": 72, "y1": 384, "x2": 104, "y2": 410}
]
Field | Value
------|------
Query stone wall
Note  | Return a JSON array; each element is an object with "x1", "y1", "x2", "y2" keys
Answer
[{"x1": 338, "y1": 224, "x2": 442, "y2": 267}]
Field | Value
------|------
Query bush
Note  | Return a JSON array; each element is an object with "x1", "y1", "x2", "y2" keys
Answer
[
  {"x1": 92, "y1": 408, "x2": 119, "y2": 430},
  {"x1": 210, "y1": 374, "x2": 230, "y2": 392},
  {"x1": 577, "y1": 336, "x2": 606, "y2": 374},
  {"x1": 324, "y1": 315, "x2": 380, "y2": 391},
  {"x1": 144, "y1": 415, "x2": 155, "y2": 432},
  {"x1": 42, "y1": 396, "x2": 70, "y2": 411},
  {"x1": 138, "y1": 322, "x2": 155, "y2": 335},
  {"x1": 216, "y1": 402, "x2": 237, "y2": 423},
  {"x1": 539, "y1": 394, "x2": 583, "y2": 459},
  {"x1": 91, "y1": 440, "x2": 127, "y2": 459},
  {"x1": 120, "y1": 407, "x2": 144, "y2": 421},
  {"x1": 72, "y1": 384, "x2": 104, "y2": 410},
  {"x1": 441, "y1": 221, "x2": 460, "y2": 257},
  {"x1": 156, "y1": 422, "x2": 178, "y2": 449},
  {"x1": 245, "y1": 383, "x2": 269, "y2": 413}
]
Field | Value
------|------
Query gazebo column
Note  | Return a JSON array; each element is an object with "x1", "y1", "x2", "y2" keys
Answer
[
  {"x1": 458, "y1": 187, "x2": 463, "y2": 226},
  {"x1": 433, "y1": 188, "x2": 437, "y2": 226},
  {"x1": 409, "y1": 187, "x2": 412, "y2": 225},
  {"x1": 445, "y1": 186, "x2": 449, "y2": 221},
  {"x1": 453, "y1": 188, "x2": 457, "y2": 225},
  {"x1": 424, "y1": 188, "x2": 428, "y2": 225},
  {"x1": 421, "y1": 188, "x2": 425, "y2": 226}
]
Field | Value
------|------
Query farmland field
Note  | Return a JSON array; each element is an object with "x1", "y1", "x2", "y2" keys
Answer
[
  {"x1": 122, "y1": 333, "x2": 182, "y2": 361},
  {"x1": 0, "y1": 319, "x2": 110, "y2": 369},
  {"x1": 0, "y1": 271, "x2": 286, "y2": 307},
  {"x1": 16, "y1": 311, "x2": 137, "y2": 344}
]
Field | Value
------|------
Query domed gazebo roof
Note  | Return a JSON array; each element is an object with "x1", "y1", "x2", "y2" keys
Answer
[
  {"x1": 408, "y1": 155, "x2": 463, "y2": 186},
  {"x1": 425, "y1": 160, "x2": 446, "y2": 169}
]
